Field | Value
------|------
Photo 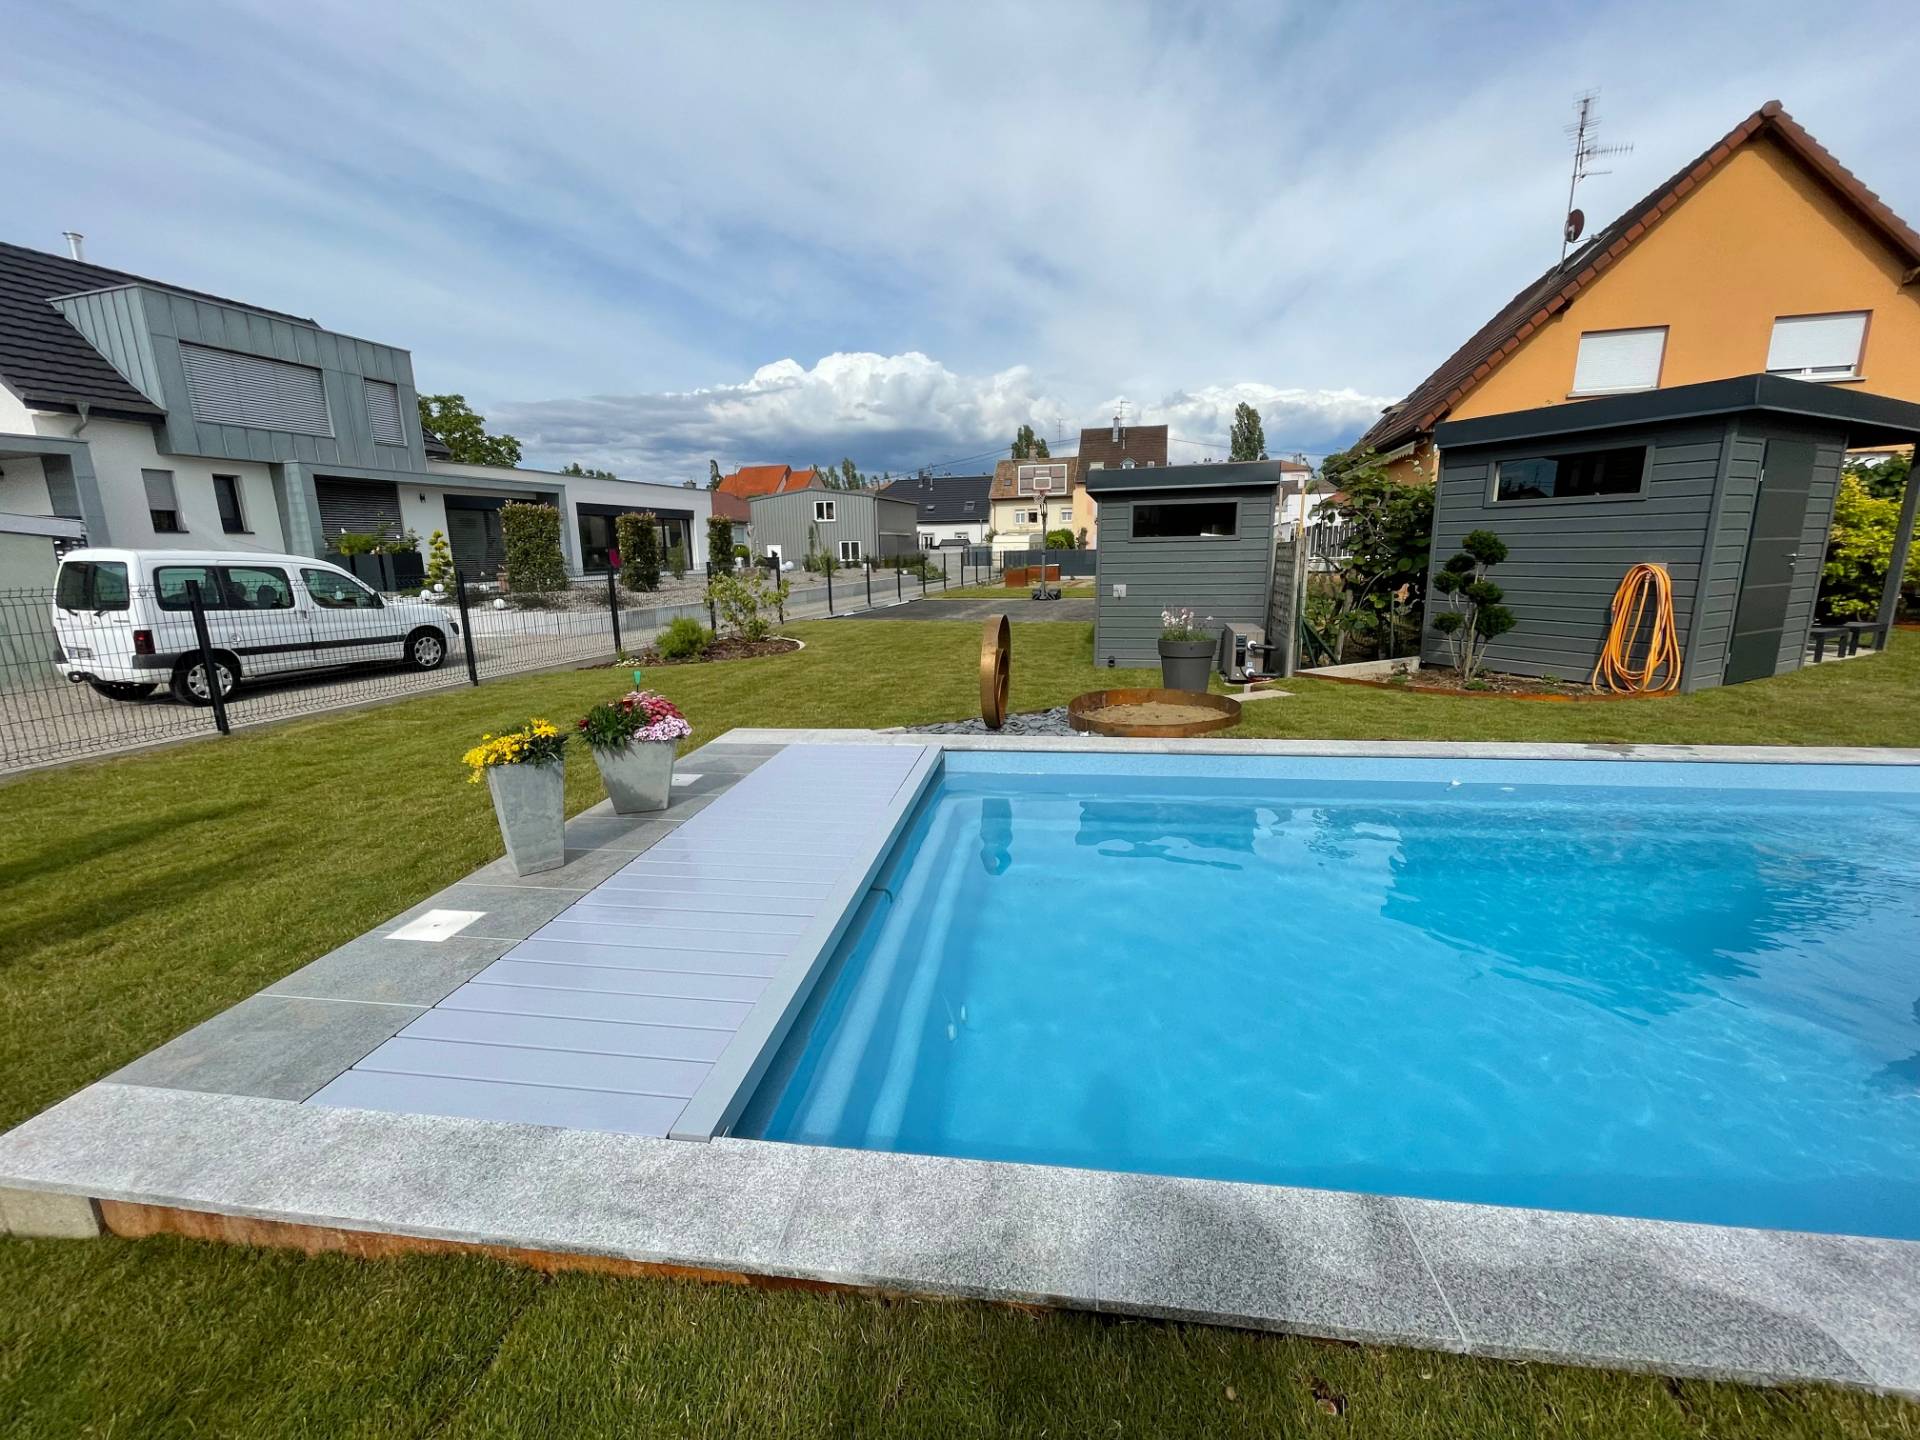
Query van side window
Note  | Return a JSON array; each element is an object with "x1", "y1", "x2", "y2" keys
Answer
[
  {"x1": 302, "y1": 568, "x2": 380, "y2": 609},
  {"x1": 55, "y1": 561, "x2": 130, "y2": 611},
  {"x1": 221, "y1": 566, "x2": 293, "y2": 609},
  {"x1": 154, "y1": 565, "x2": 225, "y2": 610}
]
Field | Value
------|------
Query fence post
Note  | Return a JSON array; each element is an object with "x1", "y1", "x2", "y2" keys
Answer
[
  {"x1": 895, "y1": 566, "x2": 902, "y2": 602},
  {"x1": 454, "y1": 578, "x2": 479, "y2": 686},
  {"x1": 919, "y1": 558, "x2": 927, "y2": 596},
  {"x1": 776, "y1": 565, "x2": 786, "y2": 626},
  {"x1": 185, "y1": 579, "x2": 230, "y2": 736},
  {"x1": 826, "y1": 565, "x2": 834, "y2": 616},
  {"x1": 606, "y1": 567, "x2": 623, "y2": 659},
  {"x1": 942, "y1": 553, "x2": 948, "y2": 591},
  {"x1": 705, "y1": 561, "x2": 719, "y2": 633},
  {"x1": 865, "y1": 562, "x2": 872, "y2": 609}
]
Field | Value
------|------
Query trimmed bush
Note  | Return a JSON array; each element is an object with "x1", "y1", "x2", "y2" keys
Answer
[
  {"x1": 707, "y1": 516, "x2": 734, "y2": 571},
  {"x1": 423, "y1": 529, "x2": 455, "y2": 589},
  {"x1": 499, "y1": 502, "x2": 567, "y2": 592},
  {"x1": 656, "y1": 615, "x2": 712, "y2": 660},
  {"x1": 615, "y1": 511, "x2": 662, "y2": 592}
]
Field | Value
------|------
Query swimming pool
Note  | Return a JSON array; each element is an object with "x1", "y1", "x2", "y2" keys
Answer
[{"x1": 739, "y1": 751, "x2": 1920, "y2": 1240}]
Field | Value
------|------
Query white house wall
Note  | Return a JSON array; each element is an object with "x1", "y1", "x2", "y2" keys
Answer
[
  {"x1": 69, "y1": 415, "x2": 286, "y2": 552},
  {"x1": 426, "y1": 461, "x2": 715, "y2": 569},
  {"x1": 0, "y1": 455, "x2": 51, "y2": 516}
]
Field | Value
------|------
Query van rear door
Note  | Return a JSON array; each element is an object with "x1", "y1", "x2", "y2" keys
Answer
[{"x1": 51, "y1": 559, "x2": 134, "y2": 671}]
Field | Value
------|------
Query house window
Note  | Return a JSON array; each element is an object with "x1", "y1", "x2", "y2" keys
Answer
[
  {"x1": 1493, "y1": 445, "x2": 1647, "y2": 502},
  {"x1": 213, "y1": 474, "x2": 247, "y2": 533},
  {"x1": 1571, "y1": 327, "x2": 1667, "y2": 395},
  {"x1": 1132, "y1": 500, "x2": 1237, "y2": 538},
  {"x1": 1059, "y1": 505, "x2": 1072, "y2": 523},
  {"x1": 814, "y1": 500, "x2": 837, "y2": 522},
  {"x1": 1767, "y1": 311, "x2": 1868, "y2": 381},
  {"x1": 179, "y1": 343, "x2": 332, "y2": 435},
  {"x1": 364, "y1": 379, "x2": 406, "y2": 445},
  {"x1": 920, "y1": 532, "x2": 937, "y2": 548},
  {"x1": 838, "y1": 540, "x2": 862, "y2": 563},
  {"x1": 143, "y1": 469, "x2": 183, "y2": 532}
]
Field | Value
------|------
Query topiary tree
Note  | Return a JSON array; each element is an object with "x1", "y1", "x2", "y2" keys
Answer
[
  {"x1": 499, "y1": 501, "x2": 567, "y2": 592},
  {"x1": 1043, "y1": 527, "x2": 1075, "y2": 551},
  {"x1": 423, "y1": 528, "x2": 455, "y2": 589},
  {"x1": 1429, "y1": 529, "x2": 1514, "y2": 679},
  {"x1": 706, "y1": 515, "x2": 734, "y2": 572},
  {"x1": 615, "y1": 512, "x2": 661, "y2": 592}
]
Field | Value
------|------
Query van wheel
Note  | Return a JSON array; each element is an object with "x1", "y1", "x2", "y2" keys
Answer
[
  {"x1": 171, "y1": 653, "x2": 239, "y2": 706},
  {"x1": 87, "y1": 681, "x2": 158, "y2": 702},
  {"x1": 405, "y1": 626, "x2": 448, "y2": 671}
]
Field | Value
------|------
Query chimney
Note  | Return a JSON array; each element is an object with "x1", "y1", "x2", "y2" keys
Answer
[
  {"x1": 1111, "y1": 412, "x2": 1122, "y2": 444},
  {"x1": 62, "y1": 231, "x2": 86, "y2": 262}
]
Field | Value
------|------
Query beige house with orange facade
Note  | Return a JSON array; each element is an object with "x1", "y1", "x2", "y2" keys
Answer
[{"x1": 1357, "y1": 101, "x2": 1920, "y2": 479}]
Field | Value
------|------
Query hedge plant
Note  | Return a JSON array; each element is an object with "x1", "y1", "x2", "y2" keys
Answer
[
  {"x1": 499, "y1": 502, "x2": 566, "y2": 592},
  {"x1": 615, "y1": 511, "x2": 662, "y2": 592}
]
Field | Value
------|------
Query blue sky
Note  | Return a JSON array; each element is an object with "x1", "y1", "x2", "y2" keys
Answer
[{"x1": 4, "y1": 0, "x2": 1916, "y2": 481}]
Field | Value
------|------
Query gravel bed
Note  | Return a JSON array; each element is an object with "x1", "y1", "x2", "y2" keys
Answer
[{"x1": 904, "y1": 707, "x2": 1075, "y2": 736}]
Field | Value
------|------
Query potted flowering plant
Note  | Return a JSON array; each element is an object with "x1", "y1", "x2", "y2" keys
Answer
[
  {"x1": 577, "y1": 689, "x2": 692, "y2": 813},
  {"x1": 1158, "y1": 607, "x2": 1217, "y2": 692},
  {"x1": 462, "y1": 719, "x2": 569, "y2": 874}
]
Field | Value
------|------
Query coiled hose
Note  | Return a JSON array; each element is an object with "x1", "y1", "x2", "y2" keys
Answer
[{"x1": 1591, "y1": 563, "x2": 1683, "y2": 693}]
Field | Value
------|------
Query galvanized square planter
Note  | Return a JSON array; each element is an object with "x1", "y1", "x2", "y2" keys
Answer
[
  {"x1": 592, "y1": 740, "x2": 676, "y2": 814},
  {"x1": 485, "y1": 761, "x2": 567, "y2": 875}
]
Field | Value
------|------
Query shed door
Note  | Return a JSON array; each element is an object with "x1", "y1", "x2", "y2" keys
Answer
[{"x1": 1724, "y1": 439, "x2": 1815, "y2": 684}]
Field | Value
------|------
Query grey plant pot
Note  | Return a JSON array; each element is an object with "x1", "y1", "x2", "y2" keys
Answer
[
  {"x1": 1158, "y1": 636, "x2": 1216, "y2": 693},
  {"x1": 485, "y1": 761, "x2": 567, "y2": 875},
  {"x1": 592, "y1": 739, "x2": 676, "y2": 814}
]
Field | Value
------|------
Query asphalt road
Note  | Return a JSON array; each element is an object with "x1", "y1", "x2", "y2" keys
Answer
[{"x1": 842, "y1": 596, "x2": 1095, "y2": 623}]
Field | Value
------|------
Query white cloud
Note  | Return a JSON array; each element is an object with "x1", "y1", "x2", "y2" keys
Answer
[{"x1": 1147, "y1": 384, "x2": 1398, "y2": 463}]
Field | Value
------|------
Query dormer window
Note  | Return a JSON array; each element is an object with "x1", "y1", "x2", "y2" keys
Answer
[{"x1": 180, "y1": 343, "x2": 332, "y2": 435}]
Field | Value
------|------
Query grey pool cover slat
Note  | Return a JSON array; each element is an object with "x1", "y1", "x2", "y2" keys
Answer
[{"x1": 307, "y1": 744, "x2": 930, "y2": 1137}]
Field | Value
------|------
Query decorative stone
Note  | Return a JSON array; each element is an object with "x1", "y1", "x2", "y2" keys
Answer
[
  {"x1": 485, "y1": 762, "x2": 566, "y2": 875},
  {"x1": 592, "y1": 740, "x2": 676, "y2": 814}
]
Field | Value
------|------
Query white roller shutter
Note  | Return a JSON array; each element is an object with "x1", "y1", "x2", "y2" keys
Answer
[
  {"x1": 180, "y1": 343, "x2": 332, "y2": 435},
  {"x1": 364, "y1": 379, "x2": 405, "y2": 445},
  {"x1": 1766, "y1": 312, "x2": 1867, "y2": 379},
  {"x1": 141, "y1": 469, "x2": 178, "y2": 509},
  {"x1": 1571, "y1": 328, "x2": 1666, "y2": 394}
]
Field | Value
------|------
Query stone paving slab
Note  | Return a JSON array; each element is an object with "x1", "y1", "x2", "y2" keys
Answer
[
  {"x1": 107, "y1": 996, "x2": 418, "y2": 1102},
  {"x1": 264, "y1": 933, "x2": 517, "y2": 1008}
]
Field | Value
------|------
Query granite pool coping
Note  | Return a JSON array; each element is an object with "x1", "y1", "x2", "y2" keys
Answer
[{"x1": 5, "y1": 729, "x2": 1920, "y2": 1395}]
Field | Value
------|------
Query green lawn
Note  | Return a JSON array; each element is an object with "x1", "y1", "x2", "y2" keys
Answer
[{"x1": 3, "y1": 620, "x2": 1917, "y2": 1437}]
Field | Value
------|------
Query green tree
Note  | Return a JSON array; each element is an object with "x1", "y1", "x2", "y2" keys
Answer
[
  {"x1": 706, "y1": 515, "x2": 735, "y2": 574},
  {"x1": 1011, "y1": 424, "x2": 1050, "y2": 459},
  {"x1": 1229, "y1": 402, "x2": 1266, "y2": 462},
  {"x1": 1430, "y1": 530, "x2": 1515, "y2": 679},
  {"x1": 423, "y1": 529, "x2": 455, "y2": 590},
  {"x1": 840, "y1": 457, "x2": 864, "y2": 490},
  {"x1": 1315, "y1": 449, "x2": 1436, "y2": 660},
  {"x1": 708, "y1": 459, "x2": 724, "y2": 489},
  {"x1": 498, "y1": 501, "x2": 565, "y2": 592},
  {"x1": 561, "y1": 462, "x2": 617, "y2": 479},
  {"x1": 417, "y1": 394, "x2": 521, "y2": 465},
  {"x1": 1821, "y1": 471, "x2": 1920, "y2": 620},
  {"x1": 1043, "y1": 528, "x2": 1076, "y2": 550},
  {"x1": 1846, "y1": 453, "x2": 1911, "y2": 502},
  {"x1": 615, "y1": 512, "x2": 661, "y2": 592}
]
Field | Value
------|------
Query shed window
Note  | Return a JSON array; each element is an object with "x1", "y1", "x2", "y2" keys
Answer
[
  {"x1": 1767, "y1": 312, "x2": 1867, "y2": 381},
  {"x1": 365, "y1": 379, "x2": 406, "y2": 444},
  {"x1": 838, "y1": 540, "x2": 862, "y2": 563},
  {"x1": 1132, "y1": 500, "x2": 1238, "y2": 538},
  {"x1": 1493, "y1": 446, "x2": 1647, "y2": 502},
  {"x1": 143, "y1": 468, "x2": 183, "y2": 532},
  {"x1": 180, "y1": 343, "x2": 332, "y2": 435},
  {"x1": 1571, "y1": 328, "x2": 1666, "y2": 394},
  {"x1": 814, "y1": 500, "x2": 836, "y2": 522}
]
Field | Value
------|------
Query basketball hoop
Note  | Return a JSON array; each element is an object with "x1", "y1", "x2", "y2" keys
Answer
[{"x1": 1029, "y1": 474, "x2": 1055, "y2": 497}]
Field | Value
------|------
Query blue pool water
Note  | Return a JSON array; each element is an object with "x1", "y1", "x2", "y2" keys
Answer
[{"x1": 739, "y1": 754, "x2": 1920, "y2": 1239}]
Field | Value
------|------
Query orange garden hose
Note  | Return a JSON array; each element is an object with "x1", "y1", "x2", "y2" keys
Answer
[{"x1": 1591, "y1": 563, "x2": 1683, "y2": 693}]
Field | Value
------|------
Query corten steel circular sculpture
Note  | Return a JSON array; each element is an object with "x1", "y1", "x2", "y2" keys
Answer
[
  {"x1": 980, "y1": 614, "x2": 1011, "y2": 728},
  {"x1": 1067, "y1": 687, "x2": 1242, "y2": 738}
]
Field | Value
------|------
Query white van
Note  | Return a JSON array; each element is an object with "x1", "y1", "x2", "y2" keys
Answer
[{"x1": 51, "y1": 548, "x2": 457, "y2": 705}]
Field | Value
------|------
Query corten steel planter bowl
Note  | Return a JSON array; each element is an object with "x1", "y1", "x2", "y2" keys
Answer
[
  {"x1": 486, "y1": 761, "x2": 566, "y2": 875},
  {"x1": 1068, "y1": 687, "x2": 1242, "y2": 738},
  {"x1": 980, "y1": 614, "x2": 1011, "y2": 728},
  {"x1": 592, "y1": 739, "x2": 676, "y2": 813},
  {"x1": 1158, "y1": 636, "x2": 1216, "y2": 692}
]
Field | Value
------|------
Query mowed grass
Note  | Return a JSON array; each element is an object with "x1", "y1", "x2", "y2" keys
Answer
[{"x1": 3, "y1": 619, "x2": 1918, "y2": 1438}]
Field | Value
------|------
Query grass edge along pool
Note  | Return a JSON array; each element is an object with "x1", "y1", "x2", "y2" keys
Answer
[{"x1": 736, "y1": 750, "x2": 1920, "y2": 1241}]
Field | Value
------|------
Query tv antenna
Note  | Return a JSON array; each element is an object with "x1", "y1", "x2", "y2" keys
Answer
[{"x1": 1562, "y1": 90, "x2": 1632, "y2": 261}]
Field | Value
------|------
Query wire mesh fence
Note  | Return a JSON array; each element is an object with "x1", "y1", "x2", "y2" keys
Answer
[{"x1": 0, "y1": 546, "x2": 1080, "y2": 773}]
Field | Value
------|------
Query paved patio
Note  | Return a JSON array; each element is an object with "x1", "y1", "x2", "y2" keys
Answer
[{"x1": 3, "y1": 730, "x2": 1919, "y2": 1395}]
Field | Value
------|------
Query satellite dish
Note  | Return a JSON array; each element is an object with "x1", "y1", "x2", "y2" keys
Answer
[{"x1": 1564, "y1": 208, "x2": 1586, "y2": 244}]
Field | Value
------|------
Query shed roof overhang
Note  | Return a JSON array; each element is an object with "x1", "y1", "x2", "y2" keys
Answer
[
  {"x1": 1433, "y1": 374, "x2": 1920, "y2": 452},
  {"x1": 1084, "y1": 460, "x2": 1286, "y2": 495}
]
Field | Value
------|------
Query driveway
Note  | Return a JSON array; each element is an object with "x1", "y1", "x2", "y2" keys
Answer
[{"x1": 842, "y1": 596, "x2": 1095, "y2": 623}]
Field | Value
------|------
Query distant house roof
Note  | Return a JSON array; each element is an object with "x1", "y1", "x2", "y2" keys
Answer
[
  {"x1": 0, "y1": 240, "x2": 320, "y2": 419},
  {"x1": 1078, "y1": 422, "x2": 1168, "y2": 469},
  {"x1": 1083, "y1": 460, "x2": 1284, "y2": 494},
  {"x1": 990, "y1": 457, "x2": 1085, "y2": 501},
  {"x1": 1277, "y1": 457, "x2": 1311, "y2": 474},
  {"x1": 878, "y1": 472, "x2": 993, "y2": 523},
  {"x1": 1356, "y1": 100, "x2": 1920, "y2": 456},
  {"x1": 715, "y1": 463, "x2": 823, "y2": 499},
  {"x1": 709, "y1": 489, "x2": 751, "y2": 523}
]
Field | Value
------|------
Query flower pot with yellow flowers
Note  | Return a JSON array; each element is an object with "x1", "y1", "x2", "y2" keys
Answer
[{"x1": 462, "y1": 718, "x2": 568, "y2": 875}]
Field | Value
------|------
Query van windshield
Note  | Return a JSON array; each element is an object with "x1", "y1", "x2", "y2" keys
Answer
[{"x1": 54, "y1": 561, "x2": 130, "y2": 611}]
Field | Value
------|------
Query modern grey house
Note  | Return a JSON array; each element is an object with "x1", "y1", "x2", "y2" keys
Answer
[
  {"x1": 1424, "y1": 374, "x2": 1920, "y2": 690},
  {"x1": 1087, "y1": 461, "x2": 1282, "y2": 667},
  {"x1": 749, "y1": 486, "x2": 919, "y2": 567},
  {"x1": 0, "y1": 239, "x2": 706, "y2": 584},
  {"x1": 877, "y1": 472, "x2": 994, "y2": 548}
]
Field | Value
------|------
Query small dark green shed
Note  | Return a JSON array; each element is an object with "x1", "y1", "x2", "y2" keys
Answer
[
  {"x1": 1426, "y1": 375, "x2": 1920, "y2": 690},
  {"x1": 1087, "y1": 461, "x2": 1284, "y2": 668}
]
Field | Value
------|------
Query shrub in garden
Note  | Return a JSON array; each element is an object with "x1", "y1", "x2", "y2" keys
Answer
[
  {"x1": 1044, "y1": 528, "x2": 1076, "y2": 550},
  {"x1": 1820, "y1": 471, "x2": 1920, "y2": 620},
  {"x1": 332, "y1": 531, "x2": 384, "y2": 556},
  {"x1": 576, "y1": 690, "x2": 692, "y2": 750},
  {"x1": 500, "y1": 502, "x2": 567, "y2": 593},
  {"x1": 423, "y1": 528, "x2": 455, "y2": 589},
  {"x1": 668, "y1": 545, "x2": 687, "y2": 580},
  {"x1": 615, "y1": 512, "x2": 662, "y2": 592},
  {"x1": 1429, "y1": 529, "x2": 1515, "y2": 680},
  {"x1": 710, "y1": 569, "x2": 790, "y2": 642},
  {"x1": 706, "y1": 516, "x2": 734, "y2": 570},
  {"x1": 656, "y1": 615, "x2": 712, "y2": 660}
]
